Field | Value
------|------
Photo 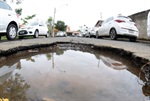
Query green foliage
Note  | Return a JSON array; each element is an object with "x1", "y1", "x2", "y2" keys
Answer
[
  {"x1": 47, "y1": 16, "x2": 53, "y2": 33},
  {"x1": 2, "y1": 0, "x2": 23, "y2": 5},
  {"x1": 21, "y1": 14, "x2": 36, "y2": 25},
  {"x1": 15, "y1": 8, "x2": 22, "y2": 16},
  {"x1": 46, "y1": 53, "x2": 51, "y2": 60},
  {"x1": 55, "y1": 20, "x2": 67, "y2": 31},
  {"x1": 47, "y1": 16, "x2": 53, "y2": 24},
  {"x1": 25, "y1": 14, "x2": 36, "y2": 20},
  {"x1": 55, "y1": 49, "x2": 64, "y2": 55},
  {"x1": 0, "y1": 73, "x2": 30, "y2": 100}
]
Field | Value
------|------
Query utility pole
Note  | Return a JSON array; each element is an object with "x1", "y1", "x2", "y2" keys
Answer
[
  {"x1": 100, "y1": 12, "x2": 102, "y2": 20},
  {"x1": 52, "y1": 8, "x2": 56, "y2": 37},
  {"x1": 52, "y1": 4, "x2": 68, "y2": 37}
]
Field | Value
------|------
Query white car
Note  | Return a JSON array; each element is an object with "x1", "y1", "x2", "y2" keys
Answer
[
  {"x1": 18, "y1": 22, "x2": 49, "y2": 39},
  {"x1": 56, "y1": 31, "x2": 67, "y2": 37},
  {"x1": 0, "y1": 1, "x2": 19, "y2": 40},
  {"x1": 97, "y1": 15, "x2": 139, "y2": 42},
  {"x1": 86, "y1": 27, "x2": 99, "y2": 38}
]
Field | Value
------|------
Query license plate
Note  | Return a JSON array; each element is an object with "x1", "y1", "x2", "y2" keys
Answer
[{"x1": 20, "y1": 31, "x2": 24, "y2": 34}]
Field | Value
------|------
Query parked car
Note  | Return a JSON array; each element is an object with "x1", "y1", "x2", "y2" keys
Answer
[
  {"x1": 56, "y1": 31, "x2": 67, "y2": 37},
  {"x1": 85, "y1": 27, "x2": 92, "y2": 37},
  {"x1": 18, "y1": 22, "x2": 49, "y2": 39},
  {"x1": 0, "y1": 1, "x2": 19, "y2": 40},
  {"x1": 85, "y1": 27, "x2": 99, "y2": 38},
  {"x1": 97, "y1": 15, "x2": 139, "y2": 42},
  {"x1": 80, "y1": 31, "x2": 87, "y2": 37}
]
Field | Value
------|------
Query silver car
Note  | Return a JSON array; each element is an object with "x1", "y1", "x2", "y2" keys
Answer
[{"x1": 0, "y1": 1, "x2": 19, "y2": 40}]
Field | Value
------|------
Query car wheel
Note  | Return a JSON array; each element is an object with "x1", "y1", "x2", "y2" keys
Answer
[
  {"x1": 89, "y1": 33, "x2": 91, "y2": 38},
  {"x1": 6, "y1": 24, "x2": 17, "y2": 40},
  {"x1": 86, "y1": 33, "x2": 90, "y2": 38},
  {"x1": 45, "y1": 32, "x2": 49, "y2": 38},
  {"x1": 110, "y1": 28, "x2": 117, "y2": 40},
  {"x1": 34, "y1": 30, "x2": 39, "y2": 38},
  {"x1": 129, "y1": 37, "x2": 137, "y2": 42},
  {"x1": 96, "y1": 32, "x2": 99, "y2": 39}
]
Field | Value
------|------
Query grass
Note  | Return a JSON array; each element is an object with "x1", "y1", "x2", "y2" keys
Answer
[
  {"x1": 1, "y1": 36, "x2": 34, "y2": 41},
  {"x1": 1, "y1": 36, "x2": 7, "y2": 41}
]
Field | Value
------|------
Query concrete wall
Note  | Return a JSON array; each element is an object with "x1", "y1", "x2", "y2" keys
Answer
[{"x1": 129, "y1": 9, "x2": 150, "y2": 39}]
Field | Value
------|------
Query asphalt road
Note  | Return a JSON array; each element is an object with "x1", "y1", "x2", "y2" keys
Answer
[{"x1": 0, "y1": 37, "x2": 150, "y2": 63}]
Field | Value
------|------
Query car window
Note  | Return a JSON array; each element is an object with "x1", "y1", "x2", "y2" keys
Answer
[
  {"x1": 107, "y1": 17, "x2": 114, "y2": 22},
  {"x1": 0, "y1": 1, "x2": 12, "y2": 10},
  {"x1": 101, "y1": 17, "x2": 113, "y2": 25},
  {"x1": 30, "y1": 22, "x2": 39, "y2": 26},
  {"x1": 117, "y1": 16, "x2": 133, "y2": 22},
  {"x1": 101, "y1": 19, "x2": 107, "y2": 25}
]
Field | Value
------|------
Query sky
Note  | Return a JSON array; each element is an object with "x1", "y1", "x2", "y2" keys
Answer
[{"x1": 10, "y1": 0, "x2": 150, "y2": 31}]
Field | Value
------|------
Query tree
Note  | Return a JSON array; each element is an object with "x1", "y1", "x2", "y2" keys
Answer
[
  {"x1": 47, "y1": 16, "x2": 53, "y2": 34},
  {"x1": 0, "y1": 73, "x2": 30, "y2": 100},
  {"x1": 55, "y1": 20, "x2": 67, "y2": 31},
  {"x1": 15, "y1": 8, "x2": 22, "y2": 16},
  {"x1": 21, "y1": 14, "x2": 36, "y2": 25},
  {"x1": 2, "y1": 0, "x2": 23, "y2": 4}
]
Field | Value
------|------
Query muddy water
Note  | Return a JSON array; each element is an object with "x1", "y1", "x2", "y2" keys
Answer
[{"x1": 0, "y1": 44, "x2": 149, "y2": 101}]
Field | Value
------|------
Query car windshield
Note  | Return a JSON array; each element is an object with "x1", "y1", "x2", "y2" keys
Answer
[
  {"x1": 117, "y1": 16, "x2": 133, "y2": 22},
  {"x1": 29, "y1": 22, "x2": 39, "y2": 26}
]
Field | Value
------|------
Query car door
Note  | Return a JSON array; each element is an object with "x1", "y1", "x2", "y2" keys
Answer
[
  {"x1": 38, "y1": 22, "x2": 44, "y2": 35},
  {"x1": 42, "y1": 23, "x2": 48, "y2": 35},
  {"x1": 0, "y1": 1, "x2": 12, "y2": 32},
  {"x1": 103, "y1": 17, "x2": 113, "y2": 36},
  {"x1": 39, "y1": 22, "x2": 47, "y2": 35},
  {"x1": 0, "y1": 1, "x2": 5, "y2": 31},
  {"x1": 99, "y1": 18, "x2": 109, "y2": 36}
]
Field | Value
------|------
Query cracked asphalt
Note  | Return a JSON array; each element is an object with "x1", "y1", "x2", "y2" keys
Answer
[{"x1": 0, "y1": 37, "x2": 150, "y2": 62}]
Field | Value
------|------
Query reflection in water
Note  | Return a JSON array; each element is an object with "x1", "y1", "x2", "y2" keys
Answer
[
  {"x1": 99, "y1": 56, "x2": 127, "y2": 70},
  {"x1": 0, "y1": 73, "x2": 30, "y2": 100},
  {"x1": 0, "y1": 44, "x2": 149, "y2": 101}
]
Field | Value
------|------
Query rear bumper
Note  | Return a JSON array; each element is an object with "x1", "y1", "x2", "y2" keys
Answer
[{"x1": 117, "y1": 28, "x2": 139, "y2": 38}]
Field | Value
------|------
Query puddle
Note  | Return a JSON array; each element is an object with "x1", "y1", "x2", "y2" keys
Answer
[{"x1": 0, "y1": 44, "x2": 150, "y2": 101}]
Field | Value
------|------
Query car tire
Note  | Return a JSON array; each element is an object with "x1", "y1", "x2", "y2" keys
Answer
[
  {"x1": 89, "y1": 33, "x2": 91, "y2": 38},
  {"x1": 45, "y1": 32, "x2": 49, "y2": 38},
  {"x1": 96, "y1": 32, "x2": 99, "y2": 39},
  {"x1": 110, "y1": 28, "x2": 117, "y2": 40},
  {"x1": 6, "y1": 24, "x2": 17, "y2": 40},
  {"x1": 34, "y1": 30, "x2": 39, "y2": 38},
  {"x1": 86, "y1": 33, "x2": 90, "y2": 38},
  {"x1": 129, "y1": 37, "x2": 137, "y2": 42}
]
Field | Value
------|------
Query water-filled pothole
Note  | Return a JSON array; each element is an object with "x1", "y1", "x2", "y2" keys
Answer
[{"x1": 0, "y1": 43, "x2": 149, "y2": 101}]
